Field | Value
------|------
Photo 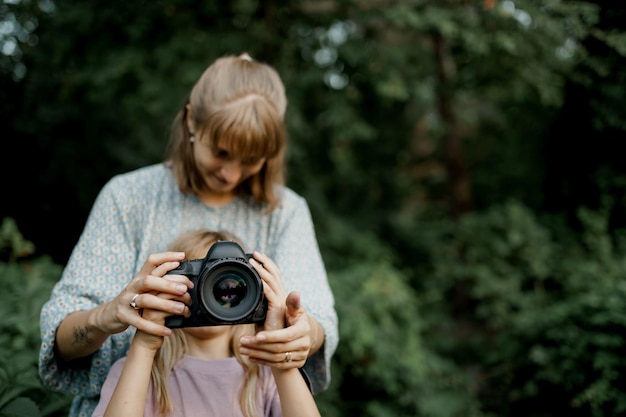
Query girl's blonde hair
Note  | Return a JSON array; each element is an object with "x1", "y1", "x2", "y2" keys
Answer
[
  {"x1": 166, "y1": 54, "x2": 287, "y2": 212},
  {"x1": 152, "y1": 229, "x2": 261, "y2": 417}
]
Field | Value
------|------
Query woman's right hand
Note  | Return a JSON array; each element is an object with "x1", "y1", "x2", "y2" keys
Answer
[
  {"x1": 130, "y1": 285, "x2": 189, "y2": 352},
  {"x1": 93, "y1": 251, "x2": 193, "y2": 337}
]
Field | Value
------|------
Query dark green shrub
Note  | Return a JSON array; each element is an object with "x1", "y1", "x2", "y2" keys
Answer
[
  {"x1": 424, "y1": 200, "x2": 626, "y2": 417},
  {"x1": 317, "y1": 222, "x2": 482, "y2": 417},
  {"x1": 0, "y1": 218, "x2": 72, "y2": 417}
]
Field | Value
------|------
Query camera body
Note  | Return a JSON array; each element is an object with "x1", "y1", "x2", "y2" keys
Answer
[{"x1": 164, "y1": 240, "x2": 267, "y2": 328}]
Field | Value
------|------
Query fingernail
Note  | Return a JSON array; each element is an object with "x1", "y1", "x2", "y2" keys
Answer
[
  {"x1": 176, "y1": 285, "x2": 187, "y2": 293},
  {"x1": 240, "y1": 336, "x2": 250, "y2": 345}
]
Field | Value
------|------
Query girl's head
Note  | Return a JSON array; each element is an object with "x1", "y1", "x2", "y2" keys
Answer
[
  {"x1": 167, "y1": 228, "x2": 240, "y2": 260},
  {"x1": 167, "y1": 54, "x2": 287, "y2": 211},
  {"x1": 153, "y1": 228, "x2": 260, "y2": 417}
]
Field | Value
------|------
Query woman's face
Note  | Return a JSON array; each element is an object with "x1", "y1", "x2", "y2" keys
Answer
[{"x1": 193, "y1": 137, "x2": 266, "y2": 195}]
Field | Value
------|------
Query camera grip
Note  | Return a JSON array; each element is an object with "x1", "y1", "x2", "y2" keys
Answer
[{"x1": 165, "y1": 314, "x2": 185, "y2": 328}]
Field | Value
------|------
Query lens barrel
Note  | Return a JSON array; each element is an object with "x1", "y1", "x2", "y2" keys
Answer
[{"x1": 197, "y1": 258, "x2": 264, "y2": 323}]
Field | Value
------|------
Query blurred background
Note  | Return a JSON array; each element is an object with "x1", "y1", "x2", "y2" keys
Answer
[{"x1": 1, "y1": 0, "x2": 626, "y2": 416}]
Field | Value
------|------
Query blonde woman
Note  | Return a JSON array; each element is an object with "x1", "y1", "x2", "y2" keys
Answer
[{"x1": 92, "y1": 229, "x2": 321, "y2": 417}]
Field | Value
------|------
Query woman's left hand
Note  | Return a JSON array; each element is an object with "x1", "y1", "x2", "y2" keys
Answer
[
  {"x1": 241, "y1": 252, "x2": 312, "y2": 369},
  {"x1": 240, "y1": 292, "x2": 312, "y2": 369}
]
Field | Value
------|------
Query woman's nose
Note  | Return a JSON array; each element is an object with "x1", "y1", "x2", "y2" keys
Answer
[{"x1": 220, "y1": 161, "x2": 242, "y2": 182}]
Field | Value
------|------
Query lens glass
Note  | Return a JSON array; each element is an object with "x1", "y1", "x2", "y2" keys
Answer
[
  {"x1": 213, "y1": 273, "x2": 247, "y2": 308},
  {"x1": 198, "y1": 260, "x2": 263, "y2": 322}
]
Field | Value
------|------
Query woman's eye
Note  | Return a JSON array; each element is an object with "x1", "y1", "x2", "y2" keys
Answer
[{"x1": 215, "y1": 149, "x2": 230, "y2": 159}]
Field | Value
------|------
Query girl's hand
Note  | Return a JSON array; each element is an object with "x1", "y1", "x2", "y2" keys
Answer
[
  {"x1": 132, "y1": 289, "x2": 187, "y2": 352},
  {"x1": 248, "y1": 252, "x2": 287, "y2": 331}
]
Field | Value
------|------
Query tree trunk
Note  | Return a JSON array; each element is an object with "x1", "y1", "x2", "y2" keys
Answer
[{"x1": 433, "y1": 31, "x2": 473, "y2": 218}]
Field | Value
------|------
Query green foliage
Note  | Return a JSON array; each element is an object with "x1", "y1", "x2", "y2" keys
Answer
[
  {"x1": 315, "y1": 222, "x2": 482, "y2": 417},
  {"x1": 2, "y1": 1, "x2": 626, "y2": 416},
  {"x1": 322, "y1": 257, "x2": 429, "y2": 416},
  {"x1": 0, "y1": 218, "x2": 72, "y2": 417},
  {"x1": 423, "y1": 200, "x2": 626, "y2": 417},
  {"x1": 0, "y1": 218, "x2": 35, "y2": 263}
]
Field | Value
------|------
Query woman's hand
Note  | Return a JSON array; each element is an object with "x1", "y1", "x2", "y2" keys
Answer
[
  {"x1": 93, "y1": 251, "x2": 193, "y2": 338},
  {"x1": 131, "y1": 288, "x2": 188, "y2": 352},
  {"x1": 240, "y1": 252, "x2": 314, "y2": 369}
]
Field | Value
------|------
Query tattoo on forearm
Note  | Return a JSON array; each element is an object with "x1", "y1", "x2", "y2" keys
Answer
[{"x1": 72, "y1": 326, "x2": 94, "y2": 346}]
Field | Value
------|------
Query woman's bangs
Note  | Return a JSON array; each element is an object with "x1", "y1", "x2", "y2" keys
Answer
[{"x1": 212, "y1": 103, "x2": 284, "y2": 159}]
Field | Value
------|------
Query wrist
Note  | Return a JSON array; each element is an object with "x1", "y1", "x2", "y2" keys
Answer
[
  {"x1": 82, "y1": 305, "x2": 111, "y2": 342},
  {"x1": 131, "y1": 330, "x2": 165, "y2": 354},
  {"x1": 130, "y1": 333, "x2": 163, "y2": 355},
  {"x1": 88, "y1": 302, "x2": 109, "y2": 332},
  {"x1": 307, "y1": 315, "x2": 324, "y2": 354}
]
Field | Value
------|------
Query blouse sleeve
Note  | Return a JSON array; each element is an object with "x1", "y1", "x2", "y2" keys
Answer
[
  {"x1": 38, "y1": 178, "x2": 137, "y2": 400},
  {"x1": 269, "y1": 193, "x2": 338, "y2": 393},
  {"x1": 90, "y1": 358, "x2": 125, "y2": 417}
]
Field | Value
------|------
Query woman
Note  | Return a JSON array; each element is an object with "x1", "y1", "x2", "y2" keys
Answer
[{"x1": 39, "y1": 53, "x2": 338, "y2": 417}]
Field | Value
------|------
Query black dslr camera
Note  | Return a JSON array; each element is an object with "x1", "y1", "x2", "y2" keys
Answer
[{"x1": 164, "y1": 241, "x2": 267, "y2": 328}]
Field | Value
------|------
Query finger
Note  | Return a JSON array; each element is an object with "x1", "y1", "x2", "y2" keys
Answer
[
  {"x1": 249, "y1": 256, "x2": 271, "y2": 280},
  {"x1": 138, "y1": 306, "x2": 170, "y2": 322},
  {"x1": 285, "y1": 291, "x2": 305, "y2": 325},
  {"x1": 239, "y1": 341, "x2": 308, "y2": 369},
  {"x1": 243, "y1": 325, "x2": 300, "y2": 347},
  {"x1": 249, "y1": 257, "x2": 285, "y2": 299},
  {"x1": 249, "y1": 258, "x2": 273, "y2": 285},
  {"x1": 127, "y1": 292, "x2": 190, "y2": 316},
  {"x1": 162, "y1": 273, "x2": 194, "y2": 289},
  {"x1": 249, "y1": 259, "x2": 278, "y2": 296},
  {"x1": 140, "y1": 252, "x2": 185, "y2": 275},
  {"x1": 246, "y1": 349, "x2": 308, "y2": 368},
  {"x1": 152, "y1": 260, "x2": 185, "y2": 278},
  {"x1": 251, "y1": 251, "x2": 280, "y2": 275},
  {"x1": 286, "y1": 291, "x2": 302, "y2": 313},
  {"x1": 130, "y1": 315, "x2": 173, "y2": 337},
  {"x1": 135, "y1": 274, "x2": 190, "y2": 297}
]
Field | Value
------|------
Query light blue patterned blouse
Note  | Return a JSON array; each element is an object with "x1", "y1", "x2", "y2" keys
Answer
[{"x1": 38, "y1": 163, "x2": 338, "y2": 417}]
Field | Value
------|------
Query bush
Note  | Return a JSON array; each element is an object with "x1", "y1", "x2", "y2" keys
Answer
[
  {"x1": 424, "y1": 200, "x2": 626, "y2": 417},
  {"x1": 0, "y1": 218, "x2": 72, "y2": 417},
  {"x1": 316, "y1": 221, "x2": 481, "y2": 417}
]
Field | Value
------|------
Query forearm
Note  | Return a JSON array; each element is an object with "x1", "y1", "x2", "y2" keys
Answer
[
  {"x1": 104, "y1": 343, "x2": 156, "y2": 417},
  {"x1": 55, "y1": 307, "x2": 110, "y2": 362},
  {"x1": 272, "y1": 368, "x2": 321, "y2": 417}
]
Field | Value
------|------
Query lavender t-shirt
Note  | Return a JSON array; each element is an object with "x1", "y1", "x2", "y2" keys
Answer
[{"x1": 92, "y1": 356, "x2": 281, "y2": 417}]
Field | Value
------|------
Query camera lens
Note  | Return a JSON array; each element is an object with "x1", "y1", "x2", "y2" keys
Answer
[
  {"x1": 213, "y1": 273, "x2": 246, "y2": 308},
  {"x1": 198, "y1": 259, "x2": 263, "y2": 323}
]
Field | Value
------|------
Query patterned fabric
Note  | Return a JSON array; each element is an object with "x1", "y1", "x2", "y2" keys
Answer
[{"x1": 38, "y1": 163, "x2": 338, "y2": 417}]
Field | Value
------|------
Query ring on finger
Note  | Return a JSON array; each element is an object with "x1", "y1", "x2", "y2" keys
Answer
[
  {"x1": 283, "y1": 351, "x2": 292, "y2": 363},
  {"x1": 130, "y1": 294, "x2": 140, "y2": 310}
]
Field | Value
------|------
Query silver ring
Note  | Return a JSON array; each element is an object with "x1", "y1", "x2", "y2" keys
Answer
[
  {"x1": 283, "y1": 351, "x2": 292, "y2": 363},
  {"x1": 129, "y1": 294, "x2": 140, "y2": 310}
]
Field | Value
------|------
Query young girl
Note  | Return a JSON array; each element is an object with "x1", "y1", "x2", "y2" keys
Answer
[{"x1": 92, "y1": 229, "x2": 321, "y2": 417}]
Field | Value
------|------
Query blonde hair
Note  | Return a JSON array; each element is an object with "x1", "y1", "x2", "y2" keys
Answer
[
  {"x1": 152, "y1": 229, "x2": 261, "y2": 417},
  {"x1": 166, "y1": 54, "x2": 287, "y2": 212}
]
